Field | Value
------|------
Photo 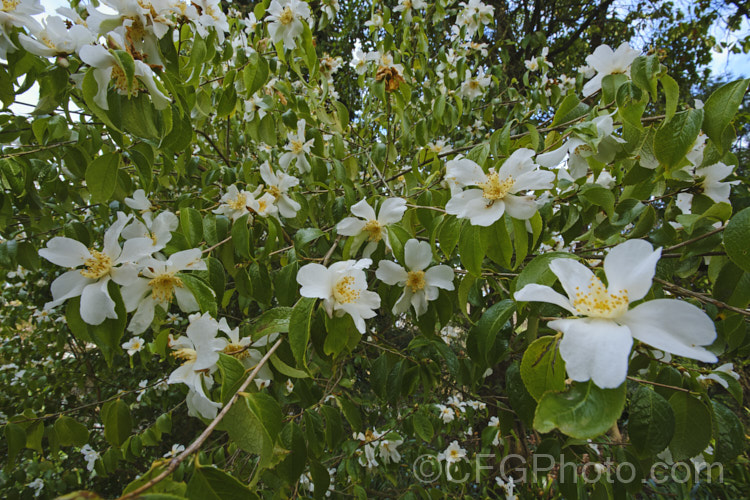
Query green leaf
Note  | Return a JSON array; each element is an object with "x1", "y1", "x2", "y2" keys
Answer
[
  {"x1": 458, "y1": 224, "x2": 486, "y2": 276},
  {"x1": 54, "y1": 416, "x2": 89, "y2": 447},
  {"x1": 702, "y1": 79, "x2": 749, "y2": 151},
  {"x1": 654, "y1": 109, "x2": 703, "y2": 170},
  {"x1": 723, "y1": 207, "x2": 750, "y2": 272},
  {"x1": 4, "y1": 423, "x2": 26, "y2": 468},
  {"x1": 323, "y1": 314, "x2": 359, "y2": 357},
  {"x1": 580, "y1": 184, "x2": 615, "y2": 217},
  {"x1": 223, "y1": 393, "x2": 282, "y2": 467},
  {"x1": 667, "y1": 392, "x2": 712, "y2": 461},
  {"x1": 515, "y1": 252, "x2": 577, "y2": 292},
  {"x1": 112, "y1": 50, "x2": 136, "y2": 94},
  {"x1": 179, "y1": 274, "x2": 217, "y2": 317},
  {"x1": 660, "y1": 74, "x2": 679, "y2": 122},
  {"x1": 186, "y1": 464, "x2": 258, "y2": 500},
  {"x1": 289, "y1": 297, "x2": 316, "y2": 367},
  {"x1": 247, "y1": 307, "x2": 292, "y2": 340},
  {"x1": 438, "y1": 216, "x2": 462, "y2": 259},
  {"x1": 506, "y1": 361, "x2": 536, "y2": 427},
  {"x1": 534, "y1": 381, "x2": 626, "y2": 439},
  {"x1": 217, "y1": 353, "x2": 246, "y2": 405},
  {"x1": 270, "y1": 354, "x2": 309, "y2": 379},
  {"x1": 520, "y1": 335, "x2": 566, "y2": 401},
  {"x1": 551, "y1": 94, "x2": 590, "y2": 127},
  {"x1": 630, "y1": 54, "x2": 660, "y2": 99},
  {"x1": 181, "y1": 208, "x2": 203, "y2": 247},
  {"x1": 244, "y1": 52, "x2": 269, "y2": 97},
  {"x1": 101, "y1": 399, "x2": 132, "y2": 448},
  {"x1": 412, "y1": 412, "x2": 434, "y2": 442},
  {"x1": 627, "y1": 386, "x2": 674, "y2": 456},
  {"x1": 230, "y1": 213, "x2": 251, "y2": 259},
  {"x1": 467, "y1": 300, "x2": 514, "y2": 367},
  {"x1": 86, "y1": 153, "x2": 120, "y2": 203},
  {"x1": 712, "y1": 401, "x2": 745, "y2": 463}
]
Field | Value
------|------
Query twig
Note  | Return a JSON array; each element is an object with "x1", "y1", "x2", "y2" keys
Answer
[
  {"x1": 323, "y1": 235, "x2": 342, "y2": 266},
  {"x1": 654, "y1": 278, "x2": 750, "y2": 317},
  {"x1": 626, "y1": 376, "x2": 692, "y2": 393},
  {"x1": 202, "y1": 235, "x2": 232, "y2": 254},
  {"x1": 664, "y1": 225, "x2": 725, "y2": 252},
  {"x1": 117, "y1": 337, "x2": 284, "y2": 500}
]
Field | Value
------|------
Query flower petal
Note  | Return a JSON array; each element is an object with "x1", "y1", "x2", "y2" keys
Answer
[
  {"x1": 127, "y1": 297, "x2": 156, "y2": 334},
  {"x1": 337, "y1": 217, "x2": 366, "y2": 236},
  {"x1": 404, "y1": 239, "x2": 432, "y2": 271},
  {"x1": 445, "y1": 158, "x2": 486, "y2": 187},
  {"x1": 446, "y1": 189, "x2": 503, "y2": 226},
  {"x1": 297, "y1": 263, "x2": 333, "y2": 300},
  {"x1": 620, "y1": 299, "x2": 717, "y2": 362},
  {"x1": 548, "y1": 258, "x2": 595, "y2": 303},
  {"x1": 514, "y1": 284, "x2": 577, "y2": 314},
  {"x1": 552, "y1": 317, "x2": 633, "y2": 388},
  {"x1": 503, "y1": 194, "x2": 538, "y2": 220},
  {"x1": 424, "y1": 265, "x2": 455, "y2": 291},
  {"x1": 350, "y1": 199, "x2": 377, "y2": 221},
  {"x1": 376, "y1": 260, "x2": 408, "y2": 285},
  {"x1": 377, "y1": 197, "x2": 407, "y2": 225},
  {"x1": 603, "y1": 239, "x2": 661, "y2": 302},
  {"x1": 46, "y1": 270, "x2": 93, "y2": 308},
  {"x1": 39, "y1": 237, "x2": 90, "y2": 267},
  {"x1": 80, "y1": 279, "x2": 117, "y2": 325}
]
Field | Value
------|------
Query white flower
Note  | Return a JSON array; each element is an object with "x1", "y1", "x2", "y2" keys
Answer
[
  {"x1": 488, "y1": 416, "x2": 503, "y2": 445},
  {"x1": 378, "y1": 435, "x2": 403, "y2": 464},
  {"x1": 244, "y1": 94, "x2": 271, "y2": 121},
  {"x1": 427, "y1": 139, "x2": 451, "y2": 155},
  {"x1": 167, "y1": 312, "x2": 227, "y2": 404},
  {"x1": 495, "y1": 475, "x2": 517, "y2": 499},
  {"x1": 297, "y1": 259, "x2": 380, "y2": 334},
  {"x1": 582, "y1": 42, "x2": 639, "y2": 97},
  {"x1": 393, "y1": 0, "x2": 427, "y2": 23},
  {"x1": 124, "y1": 189, "x2": 152, "y2": 213},
  {"x1": 136, "y1": 379, "x2": 148, "y2": 401},
  {"x1": 39, "y1": 213, "x2": 155, "y2": 325},
  {"x1": 218, "y1": 317, "x2": 277, "y2": 383},
  {"x1": 194, "y1": 0, "x2": 229, "y2": 43},
  {"x1": 78, "y1": 42, "x2": 169, "y2": 111},
  {"x1": 321, "y1": 0, "x2": 339, "y2": 19},
  {"x1": 81, "y1": 444, "x2": 100, "y2": 472},
  {"x1": 376, "y1": 239, "x2": 454, "y2": 316},
  {"x1": 213, "y1": 184, "x2": 255, "y2": 221},
  {"x1": 438, "y1": 440, "x2": 466, "y2": 464},
  {"x1": 279, "y1": 119, "x2": 315, "y2": 173},
  {"x1": 265, "y1": 0, "x2": 311, "y2": 49},
  {"x1": 0, "y1": 0, "x2": 43, "y2": 59},
  {"x1": 285, "y1": 379, "x2": 294, "y2": 393},
  {"x1": 698, "y1": 363, "x2": 739, "y2": 389},
  {"x1": 260, "y1": 161, "x2": 301, "y2": 218},
  {"x1": 350, "y1": 45, "x2": 369, "y2": 75},
  {"x1": 27, "y1": 477, "x2": 44, "y2": 497},
  {"x1": 121, "y1": 249, "x2": 206, "y2": 334},
  {"x1": 18, "y1": 15, "x2": 93, "y2": 57},
  {"x1": 456, "y1": 0, "x2": 494, "y2": 36},
  {"x1": 436, "y1": 403, "x2": 456, "y2": 423},
  {"x1": 121, "y1": 210, "x2": 178, "y2": 253},
  {"x1": 364, "y1": 13, "x2": 383, "y2": 29},
  {"x1": 336, "y1": 197, "x2": 407, "y2": 257},
  {"x1": 122, "y1": 336, "x2": 145, "y2": 355},
  {"x1": 514, "y1": 239, "x2": 718, "y2": 388},
  {"x1": 458, "y1": 68, "x2": 490, "y2": 100},
  {"x1": 163, "y1": 443, "x2": 185, "y2": 458},
  {"x1": 445, "y1": 150, "x2": 554, "y2": 226}
]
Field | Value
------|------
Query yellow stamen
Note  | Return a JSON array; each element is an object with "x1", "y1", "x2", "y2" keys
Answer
[
  {"x1": 362, "y1": 219, "x2": 383, "y2": 242},
  {"x1": 228, "y1": 193, "x2": 247, "y2": 211},
  {"x1": 405, "y1": 270, "x2": 426, "y2": 292},
  {"x1": 148, "y1": 274, "x2": 183, "y2": 302},
  {"x1": 572, "y1": 276, "x2": 629, "y2": 319},
  {"x1": 266, "y1": 185, "x2": 282, "y2": 200},
  {"x1": 279, "y1": 6, "x2": 294, "y2": 24},
  {"x1": 290, "y1": 140, "x2": 304, "y2": 155},
  {"x1": 478, "y1": 171, "x2": 514, "y2": 201},
  {"x1": 1, "y1": 0, "x2": 20, "y2": 11},
  {"x1": 333, "y1": 276, "x2": 360, "y2": 304},
  {"x1": 173, "y1": 347, "x2": 196, "y2": 362},
  {"x1": 110, "y1": 64, "x2": 138, "y2": 93},
  {"x1": 223, "y1": 343, "x2": 249, "y2": 359},
  {"x1": 80, "y1": 250, "x2": 113, "y2": 279}
]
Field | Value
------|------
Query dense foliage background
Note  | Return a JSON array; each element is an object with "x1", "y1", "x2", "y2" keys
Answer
[{"x1": 0, "y1": 0, "x2": 749, "y2": 498}]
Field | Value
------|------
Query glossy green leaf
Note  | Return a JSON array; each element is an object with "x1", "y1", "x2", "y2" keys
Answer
[
  {"x1": 668, "y1": 392, "x2": 712, "y2": 461},
  {"x1": 86, "y1": 153, "x2": 120, "y2": 203},
  {"x1": 520, "y1": 335, "x2": 566, "y2": 401},
  {"x1": 628, "y1": 386, "x2": 674, "y2": 456}
]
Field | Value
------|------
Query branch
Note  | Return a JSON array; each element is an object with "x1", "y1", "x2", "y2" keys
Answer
[
  {"x1": 664, "y1": 225, "x2": 725, "y2": 252},
  {"x1": 117, "y1": 337, "x2": 284, "y2": 500},
  {"x1": 654, "y1": 278, "x2": 750, "y2": 318}
]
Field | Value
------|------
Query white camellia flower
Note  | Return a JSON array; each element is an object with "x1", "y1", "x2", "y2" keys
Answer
[
  {"x1": 377, "y1": 433, "x2": 403, "y2": 465},
  {"x1": 260, "y1": 161, "x2": 301, "y2": 218},
  {"x1": 297, "y1": 259, "x2": 380, "y2": 334},
  {"x1": 0, "y1": 0, "x2": 43, "y2": 59},
  {"x1": 676, "y1": 162, "x2": 738, "y2": 210},
  {"x1": 39, "y1": 213, "x2": 155, "y2": 325},
  {"x1": 514, "y1": 239, "x2": 718, "y2": 388},
  {"x1": 350, "y1": 45, "x2": 369, "y2": 75},
  {"x1": 698, "y1": 362, "x2": 740, "y2": 389},
  {"x1": 376, "y1": 239, "x2": 455, "y2": 316},
  {"x1": 81, "y1": 444, "x2": 100, "y2": 472},
  {"x1": 582, "y1": 42, "x2": 640, "y2": 97},
  {"x1": 121, "y1": 248, "x2": 206, "y2": 334},
  {"x1": 364, "y1": 13, "x2": 383, "y2": 29},
  {"x1": 121, "y1": 210, "x2": 178, "y2": 253},
  {"x1": 79, "y1": 42, "x2": 170, "y2": 110},
  {"x1": 279, "y1": 118, "x2": 315, "y2": 173},
  {"x1": 265, "y1": 0, "x2": 311, "y2": 49},
  {"x1": 18, "y1": 15, "x2": 93, "y2": 57},
  {"x1": 168, "y1": 312, "x2": 227, "y2": 415},
  {"x1": 194, "y1": 0, "x2": 229, "y2": 43},
  {"x1": 336, "y1": 197, "x2": 407, "y2": 257},
  {"x1": 122, "y1": 336, "x2": 145, "y2": 355},
  {"x1": 445, "y1": 149, "x2": 555, "y2": 226},
  {"x1": 436, "y1": 403, "x2": 456, "y2": 423},
  {"x1": 393, "y1": 0, "x2": 427, "y2": 23},
  {"x1": 124, "y1": 189, "x2": 153, "y2": 213},
  {"x1": 456, "y1": 0, "x2": 494, "y2": 35},
  {"x1": 218, "y1": 318, "x2": 277, "y2": 388},
  {"x1": 438, "y1": 440, "x2": 467, "y2": 464},
  {"x1": 458, "y1": 68, "x2": 491, "y2": 100},
  {"x1": 213, "y1": 184, "x2": 255, "y2": 221}
]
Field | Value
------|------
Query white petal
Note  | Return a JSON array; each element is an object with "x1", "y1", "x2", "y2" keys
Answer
[
  {"x1": 424, "y1": 265, "x2": 455, "y2": 290},
  {"x1": 377, "y1": 197, "x2": 407, "y2": 225},
  {"x1": 503, "y1": 194, "x2": 538, "y2": 220},
  {"x1": 80, "y1": 279, "x2": 117, "y2": 325},
  {"x1": 404, "y1": 239, "x2": 432, "y2": 271},
  {"x1": 410, "y1": 290, "x2": 429, "y2": 316},
  {"x1": 620, "y1": 300, "x2": 717, "y2": 362},
  {"x1": 121, "y1": 277, "x2": 150, "y2": 312},
  {"x1": 498, "y1": 148, "x2": 536, "y2": 180},
  {"x1": 392, "y1": 290, "x2": 412, "y2": 315},
  {"x1": 350, "y1": 199, "x2": 377, "y2": 221},
  {"x1": 127, "y1": 297, "x2": 156, "y2": 334},
  {"x1": 548, "y1": 258, "x2": 595, "y2": 305},
  {"x1": 47, "y1": 270, "x2": 93, "y2": 307},
  {"x1": 604, "y1": 240, "x2": 661, "y2": 302},
  {"x1": 446, "y1": 189, "x2": 502, "y2": 226},
  {"x1": 297, "y1": 263, "x2": 333, "y2": 300},
  {"x1": 39, "y1": 237, "x2": 90, "y2": 267},
  {"x1": 552, "y1": 318, "x2": 633, "y2": 388},
  {"x1": 536, "y1": 145, "x2": 569, "y2": 169},
  {"x1": 117, "y1": 237, "x2": 155, "y2": 264},
  {"x1": 376, "y1": 260, "x2": 408, "y2": 285},
  {"x1": 514, "y1": 284, "x2": 576, "y2": 314},
  {"x1": 167, "y1": 249, "x2": 204, "y2": 271},
  {"x1": 337, "y1": 217, "x2": 366, "y2": 236},
  {"x1": 175, "y1": 286, "x2": 200, "y2": 312},
  {"x1": 445, "y1": 158, "x2": 486, "y2": 186}
]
